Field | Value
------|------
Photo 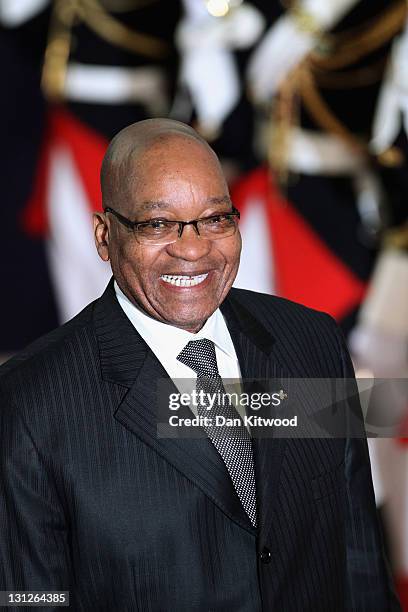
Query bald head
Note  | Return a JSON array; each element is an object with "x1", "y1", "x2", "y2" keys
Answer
[{"x1": 100, "y1": 118, "x2": 215, "y2": 214}]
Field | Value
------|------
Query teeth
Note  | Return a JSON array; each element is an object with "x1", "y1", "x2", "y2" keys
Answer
[{"x1": 160, "y1": 273, "x2": 209, "y2": 287}]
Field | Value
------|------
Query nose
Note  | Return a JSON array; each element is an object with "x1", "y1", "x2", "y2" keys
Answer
[{"x1": 166, "y1": 223, "x2": 211, "y2": 261}]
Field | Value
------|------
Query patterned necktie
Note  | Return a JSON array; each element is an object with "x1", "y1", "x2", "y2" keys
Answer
[{"x1": 177, "y1": 338, "x2": 257, "y2": 527}]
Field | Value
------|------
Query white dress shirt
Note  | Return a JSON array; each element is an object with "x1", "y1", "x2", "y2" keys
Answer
[
  {"x1": 115, "y1": 284, "x2": 254, "y2": 519},
  {"x1": 114, "y1": 282, "x2": 243, "y2": 408}
]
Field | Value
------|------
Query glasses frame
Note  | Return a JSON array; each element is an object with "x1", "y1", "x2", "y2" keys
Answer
[{"x1": 103, "y1": 206, "x2": 241, "y2": 244}]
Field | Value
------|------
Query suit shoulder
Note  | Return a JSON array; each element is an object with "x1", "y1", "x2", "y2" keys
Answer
[
  {"x1": 229, "y1": 287, "x2": 335, "y2": 326},
  {"x1": 228, "y1": 288, "x2": 347, "y2": 376},
  {"x1": 0, "y1": 300, "x2": 97, "y2": 389}
]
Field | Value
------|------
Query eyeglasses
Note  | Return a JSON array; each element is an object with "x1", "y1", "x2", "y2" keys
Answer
[{"x1": 104, "y1": 206, "x2": 240, "y2": 246}]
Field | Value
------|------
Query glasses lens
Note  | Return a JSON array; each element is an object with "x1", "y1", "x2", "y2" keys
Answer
[
  {"x1": 199, "y1": 215, "x2": 237, "y2": 239},
  {"x1": 136, "y1": 220, "x2": 179, "y2": 245}
]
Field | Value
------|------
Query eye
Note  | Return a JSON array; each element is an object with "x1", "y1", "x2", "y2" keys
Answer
[
  {"x1": 206, "y1": 215, "x2": 227, "y2": 224},
  {"x1": 199, "y1": 213, "x2": 237, "y2": 236},
  {"x1": 147, "y1": 219, "x2": 169, "y2": 230},
  {"x1": 202, "y1": 214, "x2": 235, "y2": 228},
  {"x1": 137, "y1": 219, "x2": 175, "y2": 236}
]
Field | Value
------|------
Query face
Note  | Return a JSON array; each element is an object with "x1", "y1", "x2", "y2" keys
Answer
[{"x1": 94, "y1": 136, "x2": 241, "y2": 332}]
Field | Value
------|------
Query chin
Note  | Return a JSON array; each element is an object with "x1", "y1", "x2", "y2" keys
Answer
[{"x1": 171, "y1": 313, "x2": 210, "y2": 333}]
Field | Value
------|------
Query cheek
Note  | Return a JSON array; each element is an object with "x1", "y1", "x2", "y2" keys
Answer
[
  {"x1": 116, "y1": 244, "x2": 162, "y2": 285},
  {"x1": 222, "y1": 236, "x2": 242, "y2": 271},
  {"x1": 110, "y1": 243, "x2": 140, "y2": 282}
]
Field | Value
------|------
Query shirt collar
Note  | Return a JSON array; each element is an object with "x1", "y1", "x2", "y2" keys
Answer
[{"x1": 114, "y1": 281, "x2": 237, "y2": 361}]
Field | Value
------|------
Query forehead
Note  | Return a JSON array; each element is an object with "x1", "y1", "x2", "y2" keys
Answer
[
  {"x1": 125, "y1": 135, "x2": 229, "y2": 214},
  {"x1": 133, "y1": 134, "x2": 223, "y2": 179}
]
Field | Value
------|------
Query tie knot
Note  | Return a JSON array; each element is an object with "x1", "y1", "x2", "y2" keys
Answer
[{"x1": 177, "y1": 338, "x2": 219, "y2": 377}]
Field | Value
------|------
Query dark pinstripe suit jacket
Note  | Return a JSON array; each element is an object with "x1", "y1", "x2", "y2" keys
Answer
[{"x1": 0, "y1": 281, "x2": 401, "y2": 611}]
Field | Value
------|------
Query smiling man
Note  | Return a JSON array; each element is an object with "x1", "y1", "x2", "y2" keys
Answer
[
  {"x1": 94, "y1": 119, "x2": 241, "y2": 333},
  {"x1": 0, "y1": 119, "x2": 401, "y2": 611}
]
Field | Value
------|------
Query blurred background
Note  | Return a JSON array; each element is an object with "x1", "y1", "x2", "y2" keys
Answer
[{"x1": 1, "y1": 0, "x2": 407, "y2": 605}]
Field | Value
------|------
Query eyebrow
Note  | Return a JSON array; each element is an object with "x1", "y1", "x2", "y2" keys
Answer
[
  {"x1": 138, "y1": 201, "x2": 169, "y2": 213},
  {"x1": 137, "y1": 196, "x2": 233, "y2": 213},
  {"x1": 208, "y1": 196, "x2": 233, "y2": 206}
]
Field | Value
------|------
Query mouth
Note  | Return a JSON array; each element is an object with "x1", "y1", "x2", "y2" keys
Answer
[{"x1": 160, "y1": 273, "x2": 209, "y2": 287}]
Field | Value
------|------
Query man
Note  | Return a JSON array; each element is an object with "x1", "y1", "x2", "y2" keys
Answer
[{"x1": 0, "y1": 119, "x2": 400, "y2": 611}]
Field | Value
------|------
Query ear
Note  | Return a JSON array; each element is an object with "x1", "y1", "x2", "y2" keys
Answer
[{"x1": 93, "y1": 212, "x2": 110, "y2": 261}]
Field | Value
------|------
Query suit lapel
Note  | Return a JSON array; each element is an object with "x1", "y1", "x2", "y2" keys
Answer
[{"x1": 94, "y1": 280, "x2": 255, "y2": 534}]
